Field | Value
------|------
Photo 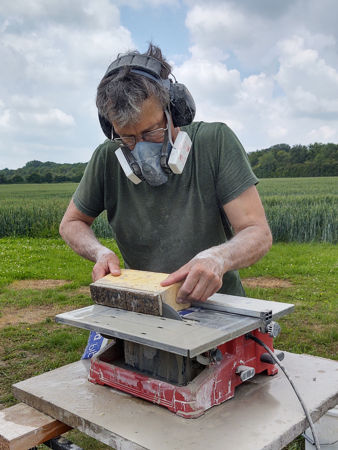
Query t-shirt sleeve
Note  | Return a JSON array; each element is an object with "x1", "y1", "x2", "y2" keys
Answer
[
  {"x1": 73, "y1": 143, "x2": 107, "y2": 218},
  {"x1": 214, "y1": 123, "x2": 258, "y2": 205}
]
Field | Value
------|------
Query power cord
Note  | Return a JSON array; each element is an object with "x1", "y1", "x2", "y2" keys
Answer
[
  {"x1": 247, "y1": 333, "x2": 321, "y2": 450},
  {"x1": 303, "y1": 430, "x2": 338, "y2": 447}
]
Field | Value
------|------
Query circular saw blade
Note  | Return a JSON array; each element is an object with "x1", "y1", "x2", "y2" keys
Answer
[{"x1": 161, "y1": 302, "x2": 183, "y2": 321}]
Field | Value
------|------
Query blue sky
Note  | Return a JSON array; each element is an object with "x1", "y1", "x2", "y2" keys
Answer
[
  {"x1": 1, "y1": 0, "x2": 338, "y2": 169},
  {"x1": 119, "y1": 3, "x2": 190, "y2": 60}
]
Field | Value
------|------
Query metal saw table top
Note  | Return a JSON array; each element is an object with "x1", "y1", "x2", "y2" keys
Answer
[{"x1": 55, "y1": 294, "x2": 294, "y2": 357}]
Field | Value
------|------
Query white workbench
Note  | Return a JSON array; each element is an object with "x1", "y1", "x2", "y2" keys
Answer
[{"x1": 12, "y1": 352, "x2": 338, "y2": 450}]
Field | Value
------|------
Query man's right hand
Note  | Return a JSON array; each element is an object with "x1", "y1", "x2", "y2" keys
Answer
[
  {"x1": 59, "y1": 199, "x2": 122, "y2": 282},
  {"x1": 92, "y1": 251, "x2": 121, "y2": 281}
]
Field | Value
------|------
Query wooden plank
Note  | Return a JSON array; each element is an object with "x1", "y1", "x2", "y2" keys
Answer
[
  {"x1": 0, "y1": 402, "x2": 71, "y2": 450},
  {"x1": 90, "y1": 269, "x2": 189, "y2": 314}
]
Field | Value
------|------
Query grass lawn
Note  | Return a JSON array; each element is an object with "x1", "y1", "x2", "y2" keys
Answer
[{"x1": 0, "y1": 238, "x2": 337, "y2": 449}]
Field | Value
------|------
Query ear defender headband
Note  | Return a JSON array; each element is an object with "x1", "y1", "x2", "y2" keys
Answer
[{"x1": 98, "y1": 53, "x2": 196, "y2": 140}]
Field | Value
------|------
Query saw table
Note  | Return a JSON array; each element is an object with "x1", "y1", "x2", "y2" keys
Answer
[{"x1": 54, "y1": 289, "x2": 293, "y2": 418}]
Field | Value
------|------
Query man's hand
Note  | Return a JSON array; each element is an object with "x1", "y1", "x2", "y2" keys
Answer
[
  {"x1": 59, "y1": 199, "x2": 122, "y2": 282},
  {"x1": 92, "y1": 250, "x2": 121, "y2": 282},
  {"x1": 161, "y1": 247, "x2": 227, "y2": 303}
]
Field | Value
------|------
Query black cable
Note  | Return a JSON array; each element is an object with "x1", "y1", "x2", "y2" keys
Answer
[{"x1": 247, "y1": 333, "x2": 321, "y2": 450}]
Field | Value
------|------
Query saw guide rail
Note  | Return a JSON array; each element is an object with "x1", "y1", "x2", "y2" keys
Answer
[{"x1": 55, "y1": 269, "x2": 295, "y2": 418}]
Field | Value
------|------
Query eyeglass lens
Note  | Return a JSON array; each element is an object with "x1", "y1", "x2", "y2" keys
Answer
[{"x1": 115, "y1": 126, "x2": 168, "y2": 148}]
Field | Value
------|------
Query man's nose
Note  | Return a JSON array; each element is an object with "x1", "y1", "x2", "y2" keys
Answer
[
  {"x1": 128, "y1": 135, "x2": 145, "y2": 150},
  {"x1": 135, "y1": 134, "x2": 145, "y2": 144}
]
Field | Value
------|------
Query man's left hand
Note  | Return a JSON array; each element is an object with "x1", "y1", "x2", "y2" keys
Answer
[{"x1": 160, "y1": 248, "x2": 227, "y2": 303}]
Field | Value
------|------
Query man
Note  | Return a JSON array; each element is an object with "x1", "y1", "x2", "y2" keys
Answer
[{"x1": 60, "y1": 44, "x2": 272, "y2": 305}]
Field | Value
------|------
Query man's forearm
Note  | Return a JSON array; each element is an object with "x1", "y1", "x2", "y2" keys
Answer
[
  {"x1": 196, "y1": 224, "x2": 272, "y2": 275},
  {"x1": 60, "y1": 220, "x2": 113, "y2": 263},
  {"x1": 223, "y1": 224, "x2": 272, "y2": 272}
]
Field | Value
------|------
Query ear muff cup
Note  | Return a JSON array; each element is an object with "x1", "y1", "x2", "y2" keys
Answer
[
  {"x1": 98, "y1": 114, "x2": 114, "y2": 140},
  {"x1": 169, "y1": 82, "x2": 196, "y2": 127}
]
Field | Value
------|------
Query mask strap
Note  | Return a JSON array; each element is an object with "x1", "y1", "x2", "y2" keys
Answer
[
  {"x1": 159, "y1": 132, "x2": 169, "y2": 174},
  {"x1": 120, "y1": 145, "x2": 145, "y2": 182},
  {"x1": 165, "y1": 109, "x2": 174, "y2": 147}
]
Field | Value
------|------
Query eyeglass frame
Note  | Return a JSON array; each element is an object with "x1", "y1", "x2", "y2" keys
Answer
[{"x1": 112, "y1": 122, "x2": 168, "y2": 150}]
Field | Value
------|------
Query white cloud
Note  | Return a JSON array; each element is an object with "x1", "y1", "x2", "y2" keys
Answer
[
  {"x1": 0, "y1": 98, "x2": 12, "y2": 129},
  {"x1": 0, "y1": 109, "x2": 11, "y2": 128},
  {"x1": 113, "y1": 0, "x2": 180, "y2": 7},
  {"x1": 11, "y1": 95, "x2": 48, "y2": 109},
  {"x1": 174, "y1": 56, "x2": 241, "y2": 106},
  {"x1": 175, "y1": 0, "x2": 338, "y2": 151},
  {"x1": 184, "y1": 2, "x2": 283, "y2": 71},
  {"x1": 239, "y1": 74, "x2": 274, "y2": 106},
  {"x1": 18, "y1": 108, "x2": 75, "y2": 128},
  {"x1": 186, "y1": 4, "x2": 248, "y2": 48},
  {"x1": 308, "y1": 125, "x2": 336, "y2": 142},
  {"x1": 0, "y1": 0, "x2": 135, "y2": 168},
  {"x1": 0, "y1": 0, "x2": 122, "y2": 29},
  {"x1": 276, "y1": 35, "x2": 338, "y2": 116},
  {"x1": 268, "y1": 126, "x2": 288, "y2": 141}
]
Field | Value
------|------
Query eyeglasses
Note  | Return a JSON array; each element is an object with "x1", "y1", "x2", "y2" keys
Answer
[{"x1": 113, "y1": 125, "x2": 168, "y2": 150}]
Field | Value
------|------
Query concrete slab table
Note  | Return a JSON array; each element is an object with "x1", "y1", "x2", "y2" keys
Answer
[{"x1": 12, "y1": 352, "x2": 338, "y2": 450}]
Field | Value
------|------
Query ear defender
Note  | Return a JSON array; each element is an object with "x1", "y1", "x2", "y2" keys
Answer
[
  {"x1": 168, "y1": 82, "x2": 196, "y2": 127},
  {"x1": 98, "y1": 53, "x2": 196, "y2": 139},
  {"x1": 98, "y1": 115, "x2": 114, "y2": 141}
]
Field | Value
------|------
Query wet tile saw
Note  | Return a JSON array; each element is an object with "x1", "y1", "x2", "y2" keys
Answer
[{"x1": 55, "y1": 269, "x2": 294, "y2": 418}]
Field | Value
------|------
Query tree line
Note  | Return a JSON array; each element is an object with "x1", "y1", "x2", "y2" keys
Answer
[
  {"x1": 0, "y1": 160, "x2": 87, "y2": 184},
  {"x1": 248, "y1": 142, "x2": 337, "y2": 178},
  {"x1": 0, "y1": 142, "x2": 337, "y2": 184}
]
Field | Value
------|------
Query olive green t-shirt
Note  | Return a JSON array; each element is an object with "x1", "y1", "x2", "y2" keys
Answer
[{"x1": 73, "y1": 121, "x2": 258, "y2": 296}]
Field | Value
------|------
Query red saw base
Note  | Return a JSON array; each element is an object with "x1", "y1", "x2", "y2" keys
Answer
[{"x1": 89, "y1": 329, "x2": 278, "y2": 418}]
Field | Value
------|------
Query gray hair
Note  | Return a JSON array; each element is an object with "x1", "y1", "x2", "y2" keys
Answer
[{"x1": 96, "y1": 44, "x2": 172, "y2": 128}]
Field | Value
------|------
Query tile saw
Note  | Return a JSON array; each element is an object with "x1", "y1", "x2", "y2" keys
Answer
[{"x1": 55, "y1": 269, "x2": 294, "y2": 418}]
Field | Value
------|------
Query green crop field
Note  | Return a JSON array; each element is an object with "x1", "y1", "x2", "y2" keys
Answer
[
  {"x1": 0, "y1": 177, "x2": 337, "y2": 242},
  {"x1": 258, "y1": 177, "x2": 337, "y2": 242},
  {"x1": 0, "y1": 182, "x2": 111, "y2": 238}
]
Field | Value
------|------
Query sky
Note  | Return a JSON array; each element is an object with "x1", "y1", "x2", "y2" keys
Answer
[{"x1": 1, "y1": 0, "x2": 338, "y2": 169}]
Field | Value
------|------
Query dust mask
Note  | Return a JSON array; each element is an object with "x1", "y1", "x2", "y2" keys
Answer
[{"x1": 132, "y1": 141, "x2": 170, "y2": 186}]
